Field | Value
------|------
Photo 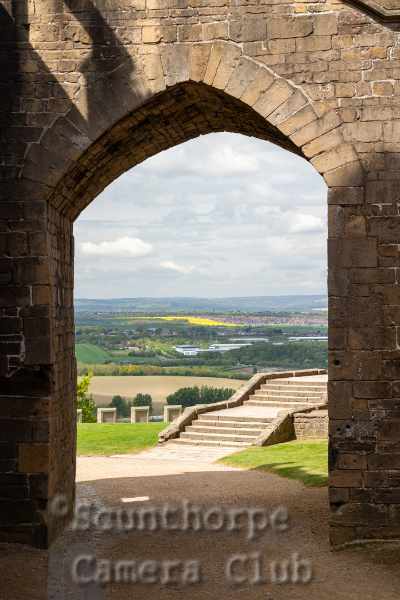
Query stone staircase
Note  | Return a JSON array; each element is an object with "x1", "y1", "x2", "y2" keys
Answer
[
  {"x1": 171, "y1": 375, "x2": 327, "y2": 448},
  {"x1": 247, "y1": 378, "x2": 327, "y2": 409},
  {"x1": 176, "y1": 413, "x2": 274, "y2": 447}
]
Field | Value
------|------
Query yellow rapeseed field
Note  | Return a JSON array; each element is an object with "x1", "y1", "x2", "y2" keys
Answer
[
  {"x1": 159, "y1": 316, "x2": 238, "y2": 327},
  {"x1": 126, "y1": 315, "x2": 238, "y2": 327}
]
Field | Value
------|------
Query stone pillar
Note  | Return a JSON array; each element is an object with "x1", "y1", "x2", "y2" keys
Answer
[
  {"x1": 328, "y1": 178, "x2": 400, "y2": 546},
  {"x1": 0, "y1": 185, "x2": 76, "y2": 547},
  {"x1": 164, "y1": 405, "x2": 183, "y2": 423},
  {"x1": 131, "y1": 407, "x2": 150, "y2": 423},
  {"x1": 97, "y1": 408, "x2": 117, "y2": 423},
  {"x1": 77, "y1": 410, "x2": 83, "y2": 423}
]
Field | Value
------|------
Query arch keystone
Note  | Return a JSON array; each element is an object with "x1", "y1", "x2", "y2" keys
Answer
[
  {"x1": 210, "y1": 44, "x2": 242, "y2": 90},
  {"x1": 190, "y1": 43, "x2": 212, "y2": 82}
]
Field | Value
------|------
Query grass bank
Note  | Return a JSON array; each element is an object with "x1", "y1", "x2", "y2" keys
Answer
[
  {"x1": 220, "y1": 440, "x2": 328, "y2": 487},
  {"x1": 77, "y1": 423, "x2": 165, "y2": 456}
]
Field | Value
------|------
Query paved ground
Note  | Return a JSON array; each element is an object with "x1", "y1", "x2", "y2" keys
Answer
[
  {"x1": 1, "y1": 440, "x2": 400, "y2": 600},
  {"x1": 77, "y1": 443, "x2": 240, "y2": 481}
]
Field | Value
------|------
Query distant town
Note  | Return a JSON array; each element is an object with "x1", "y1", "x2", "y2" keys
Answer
[{"x1": 75, "y1": 295, "x2": 328, "y2": 380}]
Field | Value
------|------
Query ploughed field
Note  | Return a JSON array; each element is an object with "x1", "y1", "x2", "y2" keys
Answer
[{"x1": 88, "y1": 375, "x2": 244, "y2": 415}]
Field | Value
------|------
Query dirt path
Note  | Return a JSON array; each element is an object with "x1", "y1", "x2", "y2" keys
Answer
[{"x1": 1, "y1": 444, "x2": 400, "y2": 599}]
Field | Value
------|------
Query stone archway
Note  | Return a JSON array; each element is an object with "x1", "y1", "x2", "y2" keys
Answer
[{"x1": 1, "y1": 1, "x2": 399, "y2": 550}]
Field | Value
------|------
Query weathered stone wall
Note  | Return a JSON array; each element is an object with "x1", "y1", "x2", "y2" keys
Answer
[
  {"x1": 1, "y1": 0, "x2": 400, "y2": 548},
  {"x1": 294, "y1": 410, "x2": 329, "y2": 439}
]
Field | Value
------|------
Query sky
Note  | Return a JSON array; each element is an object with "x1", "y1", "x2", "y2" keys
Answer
[{"x1": 74, "y1": 132, "x2": 327, "y2": 299}]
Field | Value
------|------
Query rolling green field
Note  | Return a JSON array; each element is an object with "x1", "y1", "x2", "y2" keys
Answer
[
  {"x1": 220, "y1": 440, "x2": 328, "y2": 487},
  {"x1": 77, "y1": 423, "x2": 166, "y2": 455},
  {"x1": 76, "y1": 343, "x2": 112, "y2": 364}
]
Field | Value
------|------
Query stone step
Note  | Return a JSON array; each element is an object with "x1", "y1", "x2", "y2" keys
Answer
[
  {"x1": 180, "y1": 431, "x2": 259, "y2": 443},
  {"x1": 246, "y1": 400, "x2": 310, "y2": 409},
  {"x1": 266, "y1": 380, "x2": 326, "y2": 388},
  {"x1": 172, "y1": 438, "x2": 250, "y2": 448},
  {"x1": 187, "y1": 425, "x2": 264, "y2": 436},
  {"x1": 250, "y1": 393, "x2": 322, "y2": 403},
  {"x1": 256, "y1": 389, "x2": 323, "y2": 398},
  {"x1": 198, "y1": 414, "x2": 273, "y2": 424},
  {"x1": 262, "y1": 383, "x2": 326, "y2": 391},
  {"x1": 194, "y1": 418, "x2": 270, "y2": 429}
]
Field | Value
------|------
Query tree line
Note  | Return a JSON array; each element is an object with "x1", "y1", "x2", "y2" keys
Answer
[{"x1": 77, "y1": 374, "x2": 236, "y2": 422}]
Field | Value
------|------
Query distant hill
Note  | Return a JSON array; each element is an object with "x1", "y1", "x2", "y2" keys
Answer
[{"x1": 75, "y1": 295, "x2": 327, "y2": 314}]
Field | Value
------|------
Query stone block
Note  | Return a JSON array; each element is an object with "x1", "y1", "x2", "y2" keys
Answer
[
  {"x1": 203, "y1": 42, "x2": 225, "y2": 86},
  {"x1": 369, "y1": 217, "x2": 400, "y2": 243},
  {"x1": 303, "y1": 127, "x2": 343, "y2": 158},
  {"x1": 349, "y1": 326, "x2": 396, "y2": 351},
  {"x1": 178, "y1": 24, "x2": 202, "y2": 43},
  {"x1": 253, "y1": 79, "x2": 293, "y2": 119},
  {"x1": 268, "y1": 38, "x2": 296, "y2": 54},
  {"x1": 353, "y1": 380, "x2": 392, "y2": 398},
  {"x1": 225, "y1": 58, "x2": 260, "y2": 100},
  {"x1": 160, "y1": 45, "x2": 190, "y2": 87},
  {"x1": 344, "y1": 216, "x2": 367, "y2": 237},
  {"x1": 141, "y1": 52, "x2": 166, "y2": 95},
  {"x1": 190, "y1": 44, "x2": 211, "y2": 83},
  {"x1": 324, "y1": 161, "x2": 365, "y2": 187},
  {"x1": 240, "y1": 69, "x2": 275, "y2": 106},
  {"x1": 267, "y1": 16, "x2": 313, "y2": 39},
  {"x1": 212, "y1": 44, "x2": 242, "y2": 90},
  {"x1": 268, "y1": 91, "x2": 308, "y2": 127},
  {"x1": 296, "y1": 36, "x2": 332, "y2": 53},
  {"x1": 131, "y1": 406, "x2": 149, "y2": 423},
  {"x1": 230, "y1": 17, "x2": 266, "y2": 43},
  {"x1": 330, "y1": 470, "x2": 363, "y2": 488},
  {"x1": 290, "y1": 110, "x2": 342, "y2": 147},
  {"x1": 203, "y1": 22, "x2": 228, "y2": 41},
  {"x1": 278, "y1": 105, "x2": 317, "y2": 137},
  {"x1": 313, "y1": 14, "x2": 338, "y2": 36},
  {"x1": 328, "y1": 238, "x2": 377, "y2": 268},
  {"x1": 163, "y1": 405, "x2": 183, "y2": 423},
  {"x1": 328, "y1": 187, "x2": 364, "y2": 205},
  {"x1": 383, "y1": 121, "x2": 400, "y2": 142},
  {"x1": 312, "y1": 143, "x2": 358, "y2": 174},
  {"x1": 366, "y1": 180, "x2": 398, "y2": 205},
  {"x1": 97, "y1": 408, "x2": 117, "y2": 424},
  {"x1": 142, "y1": 26, "x2": 177, "y2": 44},
  {"x1": 18, "y1": 444, "x2": 49, "y2": 474}
]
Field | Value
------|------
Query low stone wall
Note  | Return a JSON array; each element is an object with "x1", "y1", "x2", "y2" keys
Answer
[{"x1": 294, "y1": 410, "x2": 328, "y2": 440}]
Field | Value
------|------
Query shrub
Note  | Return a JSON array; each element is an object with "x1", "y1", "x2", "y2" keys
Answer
[
  {"x1": 132, "y1": 393, "x2": 153, "y2": 414},
  {"x1": 109, "y1": 395, "x2": 130, "y2": 418},
  {"x1": 77, "y1": 373, "x2": 96, "y2": 422},
  {"x1": 166, "y1": 386, "x2": 235, "y2": 408}
]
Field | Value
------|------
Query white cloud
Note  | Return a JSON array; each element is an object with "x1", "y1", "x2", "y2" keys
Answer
[
  {"x1": 81, "y1": 236, "x2": 152, "y2": 258},
  {"x1": 160, "y1": 260, "x2": 195, "y2": 275},
  {"x1": 288, "y1": 213, "x2": 324, "y2": 234},
  {"x1": 142, "y1": 136, "x2": 260, "y2": 177},
  {"x1": 75, "y1": 133, "x2": 328, "y2": 298}
]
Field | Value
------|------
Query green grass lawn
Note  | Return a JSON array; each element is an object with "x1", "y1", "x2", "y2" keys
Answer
[
  {"x1": 77, "y1": 423, "x2": 166, "y2": 456},
  {"x1": 75, "y1": 343, "x2": 112, "y2": 364},
  {"x1": 220, "y1": 440, "x2": 328, "y2": 487}
]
